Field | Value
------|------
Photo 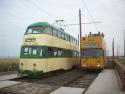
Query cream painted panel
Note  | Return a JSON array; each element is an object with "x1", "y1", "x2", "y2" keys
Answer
[
  {"x1": 20, "y1": 59, "x2": 48, "y2": 72},
  {"x1": 20, "y1": 58, "x2": 79, "y2": 73},
  {"x1": 46, "y1": 58, "x2": 79, "y2": 72},
  {"x1": 47, "y1": 58, "x2": 69, "y2": 72},
  {"x1": 23, "y1": 34, "x2": 47, "y2": 46},
  {"x1": 23, "y1": 34, "x2": 79, "y2": 51}
]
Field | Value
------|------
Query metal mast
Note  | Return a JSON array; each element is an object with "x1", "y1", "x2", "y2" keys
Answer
[
  {"x1": 79, "y1": 9, "x2": 82, "y2": 65},
  {"x1": 79, "y1": 9, "x2": 82, "y2": 39},
  {"x1": 112, "y1": 38, "x2": 114, "y2": 59},
  {"x1": 124, "y1": 30, "x2": 125, "y2": 59}
]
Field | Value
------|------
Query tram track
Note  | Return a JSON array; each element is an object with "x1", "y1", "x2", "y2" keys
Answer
[{"x1": 0, "y1": 69, "x2": 100, "y2": 94}]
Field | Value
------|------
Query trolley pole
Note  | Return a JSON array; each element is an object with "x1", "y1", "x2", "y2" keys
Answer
[
  {"x1": 79, "y1": 9, "x2": 82, "y2": 64},
  {"x1": 112, "y1": 38, "x2": 114, "y2": 60},
  {"x1": 124, "y1": 30, "x2": 125, "y2": 59}
]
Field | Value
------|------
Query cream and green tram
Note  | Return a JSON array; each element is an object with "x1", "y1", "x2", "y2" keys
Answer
[{"x1": 19, "y1": 22, "x2": 79, "y2": 76}]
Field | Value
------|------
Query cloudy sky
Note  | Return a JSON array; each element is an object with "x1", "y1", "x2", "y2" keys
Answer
[{"x1": 0, "y1": 0, "x2": 125, "y2": 58}]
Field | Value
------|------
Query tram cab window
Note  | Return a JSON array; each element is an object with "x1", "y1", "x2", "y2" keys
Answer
[
  {"x1": 23, "y1": 48, "x2": 31, "y2": 55},
  {"x1": 27, "y1": 28, "x2": 32, "y2": 34},
  {"x1": 32, "y1": 48, "x2": 37, "y2": 55},
  {"x1": 82, "y1": 49, "x2": 103, "y2": 58},
  {"x1": 24, "y1": 47, "x2": 29, "y2": 55}
]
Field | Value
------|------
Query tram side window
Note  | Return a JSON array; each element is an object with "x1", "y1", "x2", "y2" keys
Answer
[
  {"x1": 54, "y1": 48, "x2": 57, "y2": 56},
  {"x1": 70, "y1": 37, "x2": 72, "y2": 43},
  {"x1": 62, "y1": 33, "x2": 65, "y2": 40},
  {"x1": 44, "y1": 27, "x2": 53, "y2": 35},
  {"x1": 67, "y1": 36, "x2": 70, "y2": 42},
  {"x1": 58, "y1": 31, "x2": 61, "y2": 38},
  {"x1": 65, "y1": 35, "x2": 68, "y2": 41},
  {"x1": 40, "y1": 49, "x2": 43, "y2": 56},
  {"x1": 73, "y1": 52, "x2": 77, "y2": 57},
  {"x1": 53, "y1": 29, "x2": 58, "y2": 37},
  {"x1": 58, "y1": 49, "x2": 63, "y2": 56},
  {"x1": 39, "y1": 48, "x2": 46, "y2": 57},
  {"x1": 48, "y1": 47, "x2": 54, "y2": 56}
]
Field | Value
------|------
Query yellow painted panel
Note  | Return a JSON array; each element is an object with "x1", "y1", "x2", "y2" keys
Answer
[
  {"x1": 80, "y1": 36, "x2": 105, "y2": 49},
  {"x1": 81, "y1": 58, "x2": 104, "y2": 69}
]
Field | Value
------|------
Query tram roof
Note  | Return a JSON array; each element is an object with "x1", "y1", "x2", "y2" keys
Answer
[{"x1": 28, "y1": 22, "x2": 77, "y2": 40}]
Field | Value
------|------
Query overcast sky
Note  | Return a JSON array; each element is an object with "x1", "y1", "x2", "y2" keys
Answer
[{"x1": 0, "y1": 0, "x2": 125, "y2": 58}]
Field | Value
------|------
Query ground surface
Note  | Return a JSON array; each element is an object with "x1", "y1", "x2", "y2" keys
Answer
[{"x1": 85, "y1": 69, "x2": 125, "y2": 94}]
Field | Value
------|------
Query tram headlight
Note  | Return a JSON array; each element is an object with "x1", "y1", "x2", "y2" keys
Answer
[
  {"x1": 33, "y1": 63, "x2": 36, "y2": 66},
  {"x1": 21, "y1": 63, "x2": 23, "y2": 66},
  {"x1": 82, "y1": 64, "x2": 86, "y2": 67},
  {"x1": 97, "y1": 64, "x2": 101, "y2": 67}
]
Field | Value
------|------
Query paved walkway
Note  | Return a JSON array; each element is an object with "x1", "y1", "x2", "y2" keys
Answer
[
  {"x1": 85, "y1": 69, "x2": 125, "y2": 94},
  {"x1": 0, "y1": 72, "x2": 18, "y2": 81},
  {"x1": 50, "y1": 87, "x2": 85, "y2": 94},
  {"x1": 0, "y1": 80, "x2": 20, "y2": 89},
  {"x1": 0, "y1": 72, "x2": 20, "y2": 89}
]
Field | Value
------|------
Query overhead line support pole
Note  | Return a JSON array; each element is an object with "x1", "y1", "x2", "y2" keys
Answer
[
  {"x1": 124, "y1": 30, "x2": 125, "y2": 59},
  {"x1": 79, "y1": 9, "x2": 82, "y2": 39},
  {"x1": 79, "y1": 9, "x2": 82, "y2": 65},
  {"x1": 112, "y1": 38, "x2": 114, "y2": 60}
]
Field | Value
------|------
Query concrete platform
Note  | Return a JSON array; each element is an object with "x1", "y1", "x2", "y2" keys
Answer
[
  {"x1": 0, "y1": 73, "x2": 18, "y2": 81},
  {"x1": 0, "y1": 80, "x2": 20, "y2": 89},
  {"x1": 50, "y1": 87, "x2": 85, "y2": 94},
  {"x1": 85, "y1": 69, "x2": 125, "y2": 94}
]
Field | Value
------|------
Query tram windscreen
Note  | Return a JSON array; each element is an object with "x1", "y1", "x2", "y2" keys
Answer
[
  {"x1": 82, "y1": 49, "x2": 103, "y2": 58},
  {"x1": 26, "y1": 26, "x2": 43, "y2": 34},
  {"x1": 22, "y1": 47, "x2": 37, "y2": 55}
]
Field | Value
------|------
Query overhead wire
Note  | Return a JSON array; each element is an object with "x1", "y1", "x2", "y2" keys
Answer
[
  {"x1": 80, "y1": 0, "x2": 99, "y2": 31},
  {"x1": 25, "y1": 0, "x2": 56, "y2": 20}
]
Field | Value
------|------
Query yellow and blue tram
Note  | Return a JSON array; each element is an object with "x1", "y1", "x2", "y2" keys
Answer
[
  {"x1": 80, "y1": 32, "x2": 106, "y2": 69},
  {"x1": 19, "y1": 22, "x2": 79, "y2": 76}
]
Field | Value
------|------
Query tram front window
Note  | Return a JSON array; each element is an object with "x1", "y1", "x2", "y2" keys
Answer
[
  {"x1": 82, "y1": 49, "x2": 103, "y2": 58},
  {"x1": 20, "y1": 46, "x2": 46, "y2": 58},
  {"x1": 22, "y1": 47, "x2": 38, "y2": 56},
  {"x1": 26, "y1": 26, "x2": 44, "y2": 34}
]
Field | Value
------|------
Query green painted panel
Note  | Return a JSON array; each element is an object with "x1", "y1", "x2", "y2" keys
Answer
[{"x1": 20, "y1": 45, "x2": 79, "y2": 59}]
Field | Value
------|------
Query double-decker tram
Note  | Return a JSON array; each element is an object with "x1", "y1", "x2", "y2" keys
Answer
[
  {"x1": 80, "y1": 32, "x2": 106, "y2": 69},
  {"x1": 19, "y1": 22, "x2": 79, "y2": 76}
]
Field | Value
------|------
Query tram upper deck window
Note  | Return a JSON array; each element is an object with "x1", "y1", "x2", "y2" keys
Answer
[
  {"x1": 53, "y1": 29, "x2": 58, "y2": 37},
  {"x1": 43, "y1": 27, "x2": 53, "y2": 35},
  {"x1": 62, "y1": 33, "x2": 65, "y2": 40},
  {"x1": 26, "y1": 27, "x2": 43, "y2": 34}
]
